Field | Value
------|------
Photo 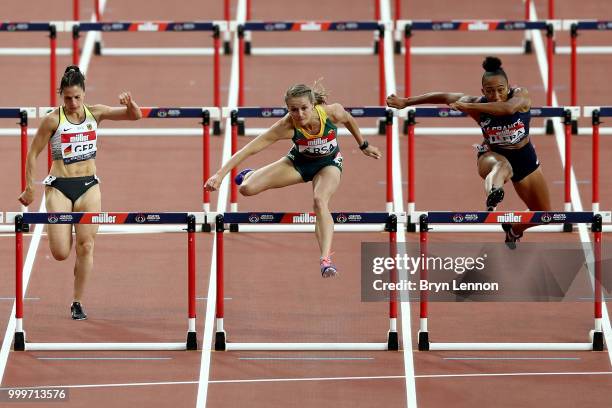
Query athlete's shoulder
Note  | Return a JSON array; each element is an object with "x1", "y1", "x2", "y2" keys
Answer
[
  {"x1": 321, "y1": 103, "x2": 346, "y2": 122},
  {"x1": 40, "y1": 108, "x2": 60, "y2": 129}
]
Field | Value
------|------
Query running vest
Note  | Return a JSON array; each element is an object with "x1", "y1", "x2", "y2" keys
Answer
[
  {"x1": 478, "y1": 89, "x2": 530, "y2": 148},
  {"x1": 50, "y1": 106, "x2": 98, "y2": 165},
  {"x1": 290, "y1": 105, "x2": 339, "y2": 159}
]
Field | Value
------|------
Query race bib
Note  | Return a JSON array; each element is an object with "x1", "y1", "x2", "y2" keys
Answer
[
  {"x1": 297, "y1": 138, "x2": 338, "y2": 156},
  {"x1": 61, "y1": 131, "x2": 97, "y2": 164}
]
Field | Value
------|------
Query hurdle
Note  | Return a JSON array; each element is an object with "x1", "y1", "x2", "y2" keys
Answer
[
  {"x1": 402, "y1": 106, "x2": 580, "y2": 232},
  {"x1": 566, "y1": 21, "x2": 612, "y2": 133},
  {"x1": 584, "y1": 107, "x2": 612, "y2": 214},
  {"x1": 9, "y1": 211, "x2": 199, "y2": 351},
  {"x1": 417, "y1": 211, "x2": 606, "y2": 351},
  {"x1": 70, "y1": 21, "x2": 226, "y2": 133},
  {"x1": 233, "y1": 21, "x2": 390, "y2": 130},
  {"x1": 397, "y1": 20, "x2": 558, "y2": 133},
  {"x1": 224, "y1": 106, "x2": 394, "y2": 212},
  {"x1": 214, "y1": 211, "x2": 400, "y2": 351}
]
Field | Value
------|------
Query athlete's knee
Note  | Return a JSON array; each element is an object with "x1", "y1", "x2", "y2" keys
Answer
[
  {"x1": 313, "y1": 195, "x2": 329, "y2": 212},
  {"x1": 239, "y1": 183, "x2": 259, "y2": 196},
  {"x1": 75, "y1": 240, "x2": 95, "y2": 257},
  {"x1": 50, "y1": 247, "x2": 71, "y2": 261}
]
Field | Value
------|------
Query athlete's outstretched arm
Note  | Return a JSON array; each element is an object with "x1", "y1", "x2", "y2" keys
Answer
[
  {"x1": 93, "y1": 92, "x2": 142, "y2": 122},
  {"x1": 449, "y1": 88, "x2": 531, "y2": 116},
  {"x1": 17, "y1": 113, "x2": 57, "y2": 206},
  {"x1": 204, "y1": 117, "x2": 293, "y2": 191},
  {"x1": 386, "y1": 92, "x2": 478, "y2": 109},
  {"x1": 326, "y1": 103, "x2": 381, "y2": 159}
]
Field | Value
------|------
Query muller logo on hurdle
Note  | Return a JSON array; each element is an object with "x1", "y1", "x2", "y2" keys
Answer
[
  {"x1": 292, "y1": 213, "x2": 316, "y2": 223},
  {"x1": 91, "y1": 213, "x2": 117, "y2": 224},
  {"x1": 497, "y1": 212, "x2": 522, "y2": 223}
]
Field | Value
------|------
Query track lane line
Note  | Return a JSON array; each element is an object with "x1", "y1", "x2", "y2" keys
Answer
[
  {"x1": 194, "y1": 1, "x2": 245, "y2": 407},
  {"x1": 530, "y1": 4, "x2": 612, "y2": 367}
]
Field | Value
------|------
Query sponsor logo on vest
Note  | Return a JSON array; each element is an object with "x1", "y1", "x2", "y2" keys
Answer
[
  {"x1": 70, "y1": 134, "x2": 89, "y2": 142},
  {"x1": 497, "y1": 213, "x2": 522, "y2": 223},
  {"x1": 292, "y1": 213, "x2": 316, "y2": 223},
  {"x1": 92, "y1": 213, "x2": 117, "y2": 224}
]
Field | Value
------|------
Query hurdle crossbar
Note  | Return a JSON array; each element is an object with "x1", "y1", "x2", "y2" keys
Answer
[
  {"x1": 214, "y1": 212, "x2": 400, "y2": 351},
  {"x1": 12, "y1": 212, "x2": 198, "y2": 352},
  {"x1": 416, "y1": 212, "x2": 605, "y2": 352},
  {"x1": 399, "y1": 106, "x2": 580, "y2": 225},
  {"x1": 225, "y1": 107, "x2": 394, "y2": 212}
]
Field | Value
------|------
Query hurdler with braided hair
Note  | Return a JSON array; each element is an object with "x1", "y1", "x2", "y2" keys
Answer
[
  {"x1": 18, "y1": 65, "x2": 142, "y2": 320},
  {"x1": 387, "y1": 56, "x2": 552, "y2": 249},
  {"x1": 205, "y1": 81, "x2": 382, "y2": 277}
]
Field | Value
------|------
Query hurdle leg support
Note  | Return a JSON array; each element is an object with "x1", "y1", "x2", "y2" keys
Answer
[
  {"x1": 213, "y1": 120, "x2": 222, "y2": 135},
  {"x1": 418, "y1": 331, "x2": 429, "y2": 351},
  {"x1": 187, "y1": 331, "x2": 198, "y2": 350},
  {"x1": 387, "y1": 331, "x2": 399, "y2": 351},
  {"x1": 591, "y1": 330, "x2": 604, "y2": 351},
  {"x1": 14, "y1": 332, "x2": 25, "y2": 351},
  {"x1": 215, "y1": 331, "x2": 227, "y2": 351}
]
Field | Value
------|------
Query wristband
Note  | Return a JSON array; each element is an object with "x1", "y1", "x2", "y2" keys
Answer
[{"x1": 359, "y1": 140, "x2": 369, "y2": 150}]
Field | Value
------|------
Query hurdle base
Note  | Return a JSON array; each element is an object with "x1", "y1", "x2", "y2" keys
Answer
[
  {"x1": 387, "y1": 331, "x2": 399, "y2": 351},
  {"x1": 215, "y1": 331, "x2": 226, "y2": 351},
  {"x1": 22, "y1": 223, "x2": 30, "y2": 233},
  {"x1": 406, "y1": 215, "x2": 417, "y2": 232},
  {"x1": 213, "y1": 120, "x2": 222, "y2": 135},
  {"x1": 245, "y1": 41, "x2": 252, "y2": 55},
  {"x1": 402, "y1": 120, "x2": 409, "y2": 134},
  {"x1": 238, "y1": 120, "x2": 245, "y2": 136},
  {"x1": 94, "y1": 41, "x2": 103, "y2": 56},
  {"x1": 563, "y1": 222, "x2": 573, "y2": 232},
  {"x1": 394, "y1": 40, "x2": 402, "y2": 54},
  {"x1": 418, "y1": 331, "x2": 429, "y2": 351},
  {"x1": 545, "y1": 119, "x2": 554, "y2": 135},
  {"x1": 571, "y1": 120, "x2": 578, "y2": 135},
  {"x1": 223, "y1": 41, "x2": 231, "y2": 55},
  {"x1": 23, "y1": 342, "x2": 189, "y2": 351},
  {"x1": 373, "y1": 41, "x2": 379, "y2": 55},
  {"x1": 187, "y1": 331, "x2": 198, "y2": 350},
  {"x1": 13, "y1": 332, "x2": 25, "y2": 351},
  {"x1": 524, "y1": 39, "x2": 533, "y2": 54},
  {"x1": 428, "y1": 342, "x2": 595, "y2": 351},
  {"x1": 592, "y1": 331, "x2": 604, "y2": 351},
  {"x1": 225, "y1": 342, "x2": 389, "y2": 351},
  {"x1": 378, "y1": 119, "x2": 386, "y2": 135}
]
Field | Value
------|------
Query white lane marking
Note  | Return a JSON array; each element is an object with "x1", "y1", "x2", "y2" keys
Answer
[{"x1": 531, "y1": 3, "x2": 612, "y2": 367}]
